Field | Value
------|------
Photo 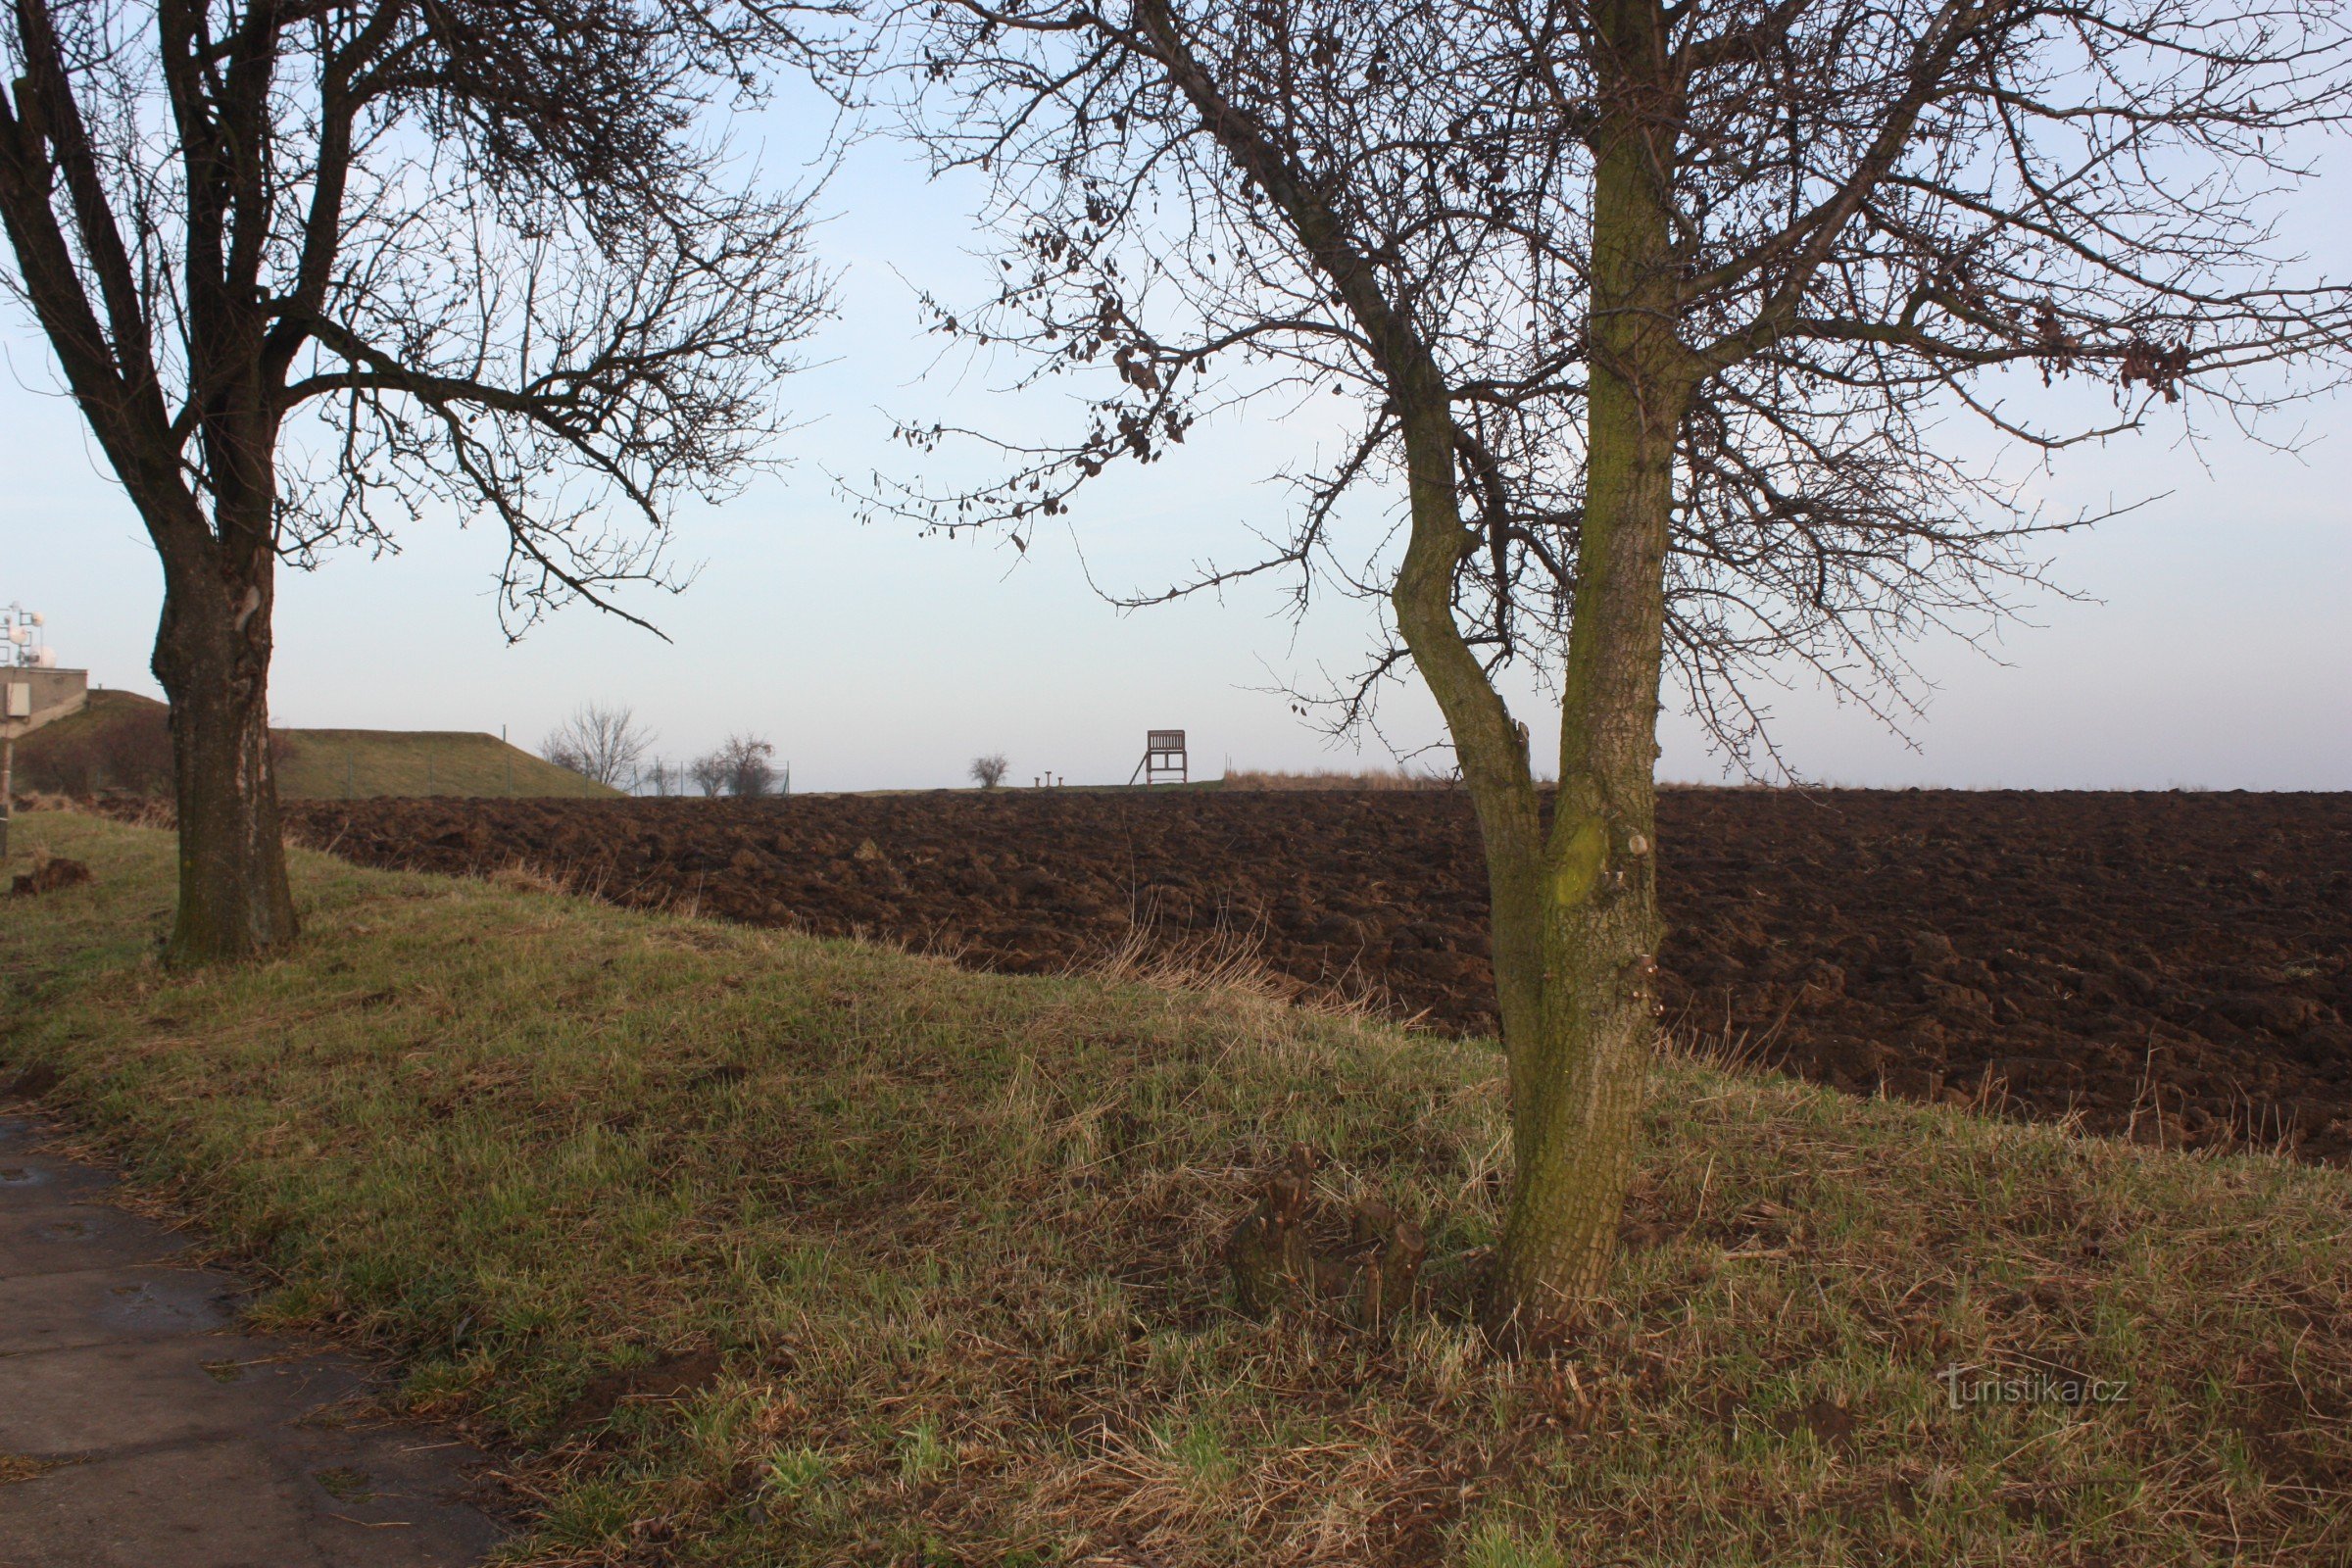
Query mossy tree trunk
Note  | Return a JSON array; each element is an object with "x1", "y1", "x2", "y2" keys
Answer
[
  {"x1": 1392, "y1": 0, "x2": 1690, "y2": 1335},
  {"x1": 1393, "y1": 368, "x2": 1682, "y2": 1333}
]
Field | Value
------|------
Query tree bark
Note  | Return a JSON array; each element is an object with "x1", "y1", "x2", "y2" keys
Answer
[
  {"x1": 151, "y1": 552, "x2": 297, "y2": 964},
  {"x1": 1471, "y1": 0, "x2": 1690, "y2": 1336},
  {"x1": 1488, "y1": 371, "x2": 1678, "y2": 1324}
]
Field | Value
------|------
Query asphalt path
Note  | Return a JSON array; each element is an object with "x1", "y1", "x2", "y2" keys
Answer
[{"x1": 0, "y1": 1112, "x2": 500, "y2": 1568}]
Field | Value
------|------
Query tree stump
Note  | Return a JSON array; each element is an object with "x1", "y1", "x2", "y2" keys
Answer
[{"x1": 1224, "y1": 1144, "x2": 1427, "y2": 1328}]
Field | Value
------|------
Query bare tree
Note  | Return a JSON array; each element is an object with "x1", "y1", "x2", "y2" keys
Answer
[
  {"x1": 880, "y1": 0, "x2": 2352, "y2": 1335},
  {"x1": 0, "y1": 1, "x2": 835, "y2": 961},
  {"x1": 637, "y1": 757, "x2": 682, "y2": 797},
  {"x1": 693, "y1": 732, "x2": 776, "y2": 796},
  {"x1": 968, "y1": 752, "x2": 1008, "y2": 788},
  {"x1": 688, "y1": 751, "x2": 730, "y2": 798},
  {"x1": 542, "y1": 703, "x2": 653, "y2": 790}
]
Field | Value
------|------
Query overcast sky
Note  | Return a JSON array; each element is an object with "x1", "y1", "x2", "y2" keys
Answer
[{"x1": 3, "y1": 109, "x2": 2347, "y2": 794}]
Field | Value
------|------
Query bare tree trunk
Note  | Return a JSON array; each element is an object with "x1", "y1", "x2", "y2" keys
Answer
[{"x1": 152, "y1": 554, "x2": 297, "y2": 963}]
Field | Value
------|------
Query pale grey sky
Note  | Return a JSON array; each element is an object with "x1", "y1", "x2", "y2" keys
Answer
[{"x1": 3, "y1": 120, "x2": 2347, "y2": 794}]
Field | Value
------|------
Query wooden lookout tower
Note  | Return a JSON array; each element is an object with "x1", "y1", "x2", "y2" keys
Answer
[{"x1": 1128, "y1": 729, "x2": 1189, "y2": 786}]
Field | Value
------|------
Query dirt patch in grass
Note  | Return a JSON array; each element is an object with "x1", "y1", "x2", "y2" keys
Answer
[
  {"x1": 559, "y1": 1348, "x2": 727, "y2": 1435},
  {"x1": 8, "y1": 851, "x2": 91, "y2": 897},
  {"x1": 6, "y1": 808, "x2": 2352, "y2": 1565}
]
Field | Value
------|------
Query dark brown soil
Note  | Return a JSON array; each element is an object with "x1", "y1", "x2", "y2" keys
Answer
[{"x1": 284, "y1": 789, "x2": 2352, "y2": 1161}]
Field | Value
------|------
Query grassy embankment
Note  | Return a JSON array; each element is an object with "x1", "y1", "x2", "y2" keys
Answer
[
  {"x1": 272, "y1": 727, "x2": 616, "y2": 800},
  {"x1": 3, "y1": 809, "x2": 2349, "y2": 1566},
  {"x1": 13, "y1": 689, "x2": 612, "y2": 798}
]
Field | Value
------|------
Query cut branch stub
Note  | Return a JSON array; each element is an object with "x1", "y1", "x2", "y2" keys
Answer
[{"x1": 1224, "y1": 1144, "x2": 1315, "y2": 1315}]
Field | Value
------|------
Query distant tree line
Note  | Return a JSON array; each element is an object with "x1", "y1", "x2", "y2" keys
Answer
[
  {"x1": 541, "y1": 704, "x2": 781, "y2": 797},
  {"x1": 687, "y1": 735, "x2": 780, "y2": 798}
]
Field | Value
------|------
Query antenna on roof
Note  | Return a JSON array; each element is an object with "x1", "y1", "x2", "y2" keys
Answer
[{"x1": 2, "y1": 604, "x2": 89, "y2": 860}]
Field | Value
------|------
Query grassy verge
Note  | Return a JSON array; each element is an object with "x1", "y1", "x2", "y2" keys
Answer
[{"x1": 4, "y1": 809, "x2": 2349, "y2": 1566}]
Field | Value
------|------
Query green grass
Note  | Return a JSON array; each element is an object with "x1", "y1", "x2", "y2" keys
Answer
[
  {"x1": 7, "y1": 687, "x2": 144, "y2": 750},
  {"x1": 4, "y1": 809, "x2": 2350, "y2": 1565}
]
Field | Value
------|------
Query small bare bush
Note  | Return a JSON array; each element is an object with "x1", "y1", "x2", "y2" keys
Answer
[
  {"x1": 693, "y1": 734, "x2": 777, "y2": 798},
  {"x1": 542, "y1": 704, "x2": 653, "y2": 789},
  {"x1": 969, "y1": 753, "x2": 1010, "y2": 789}
]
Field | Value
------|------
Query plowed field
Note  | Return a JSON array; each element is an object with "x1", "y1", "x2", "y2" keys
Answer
[{"x1": 285, "y1": 789, "x2": 2352, "y2": 1161}]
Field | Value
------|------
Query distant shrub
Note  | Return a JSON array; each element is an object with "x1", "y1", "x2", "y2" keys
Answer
[{"x1": 968, "y1": 753, "x2": 1009, "y2": 789}]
